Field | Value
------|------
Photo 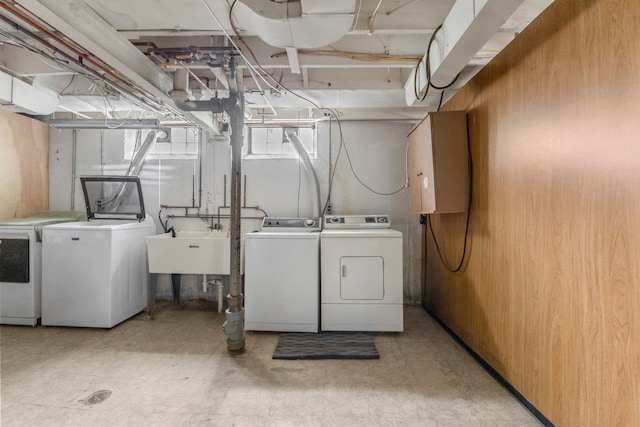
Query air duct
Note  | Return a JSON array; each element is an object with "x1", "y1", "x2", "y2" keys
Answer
[
  {"x1": 0, "y1": 70, "x2": 58, "y2": 115},
  {"x1": 109, "y1": 130, "x2": 158, "y2": 210},
  {"x1": 232, "y1": 0, "x2": 356, "y2": 49},
  {"x1": 285, "y1": 128, "x2": 321, "y2": 218}
]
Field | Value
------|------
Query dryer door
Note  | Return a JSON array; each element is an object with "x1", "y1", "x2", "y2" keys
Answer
[
  {"x1": 0, "y1": 237, "x2": 29, "y2": 283},
  {"x1": 340, "y1": 256, "x2": 384, "y2": 300}
]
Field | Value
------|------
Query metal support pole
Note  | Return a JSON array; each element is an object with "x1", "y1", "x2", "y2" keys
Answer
[
  {"x1": 223, "y1": 90, "x2": 245, "y2": 352},
  {"x1": 170, "y1": 60, "x2": 245, "y2": 352}
]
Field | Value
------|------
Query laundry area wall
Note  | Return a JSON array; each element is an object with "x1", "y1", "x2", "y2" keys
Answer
[{"x1": 48, "y1": 120, "x2": 421, "y2": 304}]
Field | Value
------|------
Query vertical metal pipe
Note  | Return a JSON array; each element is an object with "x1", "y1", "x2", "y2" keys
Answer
[
  {"x1": 71, "y1": 129, "x2": 77, "y2": 210},
  {"x1": 223, "y1": 174, "x2": 227, "y2": 207},
  {"x1": 243, "y1": 175, "x2": 247, "y2": 208},
  {"x1": 224, "y1": 90, "x2": 245, "y2": 352}
]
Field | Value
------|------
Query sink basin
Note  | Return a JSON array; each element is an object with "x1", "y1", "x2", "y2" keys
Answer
[{"x1": 146, "y1": 231, "x2": 244, "y2": 275}]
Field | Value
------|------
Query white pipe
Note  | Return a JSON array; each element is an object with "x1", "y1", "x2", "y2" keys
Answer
[
  {"x1": 216, "y1": 280, "x2": 224, "y2": 313},
  {"x1": 127, "y1": 131, "x2": 158, "y2": 176},
  {"x1": 285, "y1": 128, "x2": 321, "y2": 218},
  {"x1": 205, "y1": 278, "x2": 224, "y2": 313}
]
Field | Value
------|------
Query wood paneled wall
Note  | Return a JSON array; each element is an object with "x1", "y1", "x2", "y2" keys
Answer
[
  {"x1": 0, "y1": 109, "x2": 49, "y2": 218},
  {"x1": 424, "y1": 0, "x2": 640, "y2": 425}
]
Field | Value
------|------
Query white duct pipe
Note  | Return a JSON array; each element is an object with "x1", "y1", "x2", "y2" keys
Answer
[
  {"x1": 126, "y1": 131, "x2": 158, "y2": 176},
  {"x1": 285, "y1": 128, "x2": 321, "y2": 218},
  {"x1": 106, "y1": 130, "x2": 157, "y2": 211},
  {"x1": 232, "y1": 0, "x2": 356, "y2": 49}
]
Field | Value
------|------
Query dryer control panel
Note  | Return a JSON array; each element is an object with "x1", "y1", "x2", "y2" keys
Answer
[{"x1": 323, "y1": 215, "x2": 391, "y2": 229}]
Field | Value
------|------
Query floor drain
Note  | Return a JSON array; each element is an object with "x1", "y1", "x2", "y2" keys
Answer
[{"x1": 80, "y1": 390, "x2": 112, "y2": 406}]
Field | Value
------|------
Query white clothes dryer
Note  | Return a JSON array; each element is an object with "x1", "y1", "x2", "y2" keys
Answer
[
  {"x1": 321, "y1": 215, "x2": 403, "y2": 332},
  {"x1": 0, "y1": 211, "x2": 86, "y2": 325}
]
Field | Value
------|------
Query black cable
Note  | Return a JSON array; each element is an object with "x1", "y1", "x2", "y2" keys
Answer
[
  {"x1": 437, "y1": 89, "x2": 446, "y2": 112},
  {"x1": 413, "y1": 24, "x2": 461, "y2": 104},
  {"x1": 229, "y1": 2, "x2": 404, "y2": 203},
  {"x1": 427, "y1": 126, "x2": 473, "y2": 273},
  {"x1": 413, "y1": 24, "x2": 442, "y2": 102},
  {"x1": 341, "y1": 136, "x2": 406, "y2": 196},
  {"x1": 158, "y1": 208, "x2": 168, "y2": 232},
  {"x1": 322, "y1": 110, "x2": 344, "y2": 215}
]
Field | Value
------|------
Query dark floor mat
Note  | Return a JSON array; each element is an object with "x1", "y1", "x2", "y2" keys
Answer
[{"x1": 273, "y1": 332, "x2": 379, "y2": 360}]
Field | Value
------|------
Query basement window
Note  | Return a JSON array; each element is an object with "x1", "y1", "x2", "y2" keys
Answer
[
  {"x1": 243, "y1": 124, "x2": 316, "y2": 159},
  {"x1": 123, "y1": 127, "x2": 199, "y2": 160}
]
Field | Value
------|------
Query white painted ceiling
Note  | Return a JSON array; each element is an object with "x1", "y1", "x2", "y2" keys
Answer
[{"x1": 0, "y1": 0, "x2": 553, "y2": 128}]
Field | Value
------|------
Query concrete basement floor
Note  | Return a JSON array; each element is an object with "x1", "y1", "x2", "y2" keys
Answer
[{"x1": 0, "y1": 303, "x2": 541, "y2": 426}]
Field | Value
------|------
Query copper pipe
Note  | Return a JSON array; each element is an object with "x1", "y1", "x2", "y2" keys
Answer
[{"x1": 0, "y1": 3, "x2": 126, "y2": 85}]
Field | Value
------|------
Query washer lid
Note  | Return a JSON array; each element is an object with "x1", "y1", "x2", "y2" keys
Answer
[{"x1": 80, "y1": 176, "x2": 146, "y2": 221}]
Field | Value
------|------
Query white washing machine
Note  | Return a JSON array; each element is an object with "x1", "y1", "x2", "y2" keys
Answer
[
  {"x1": 244, "y1": 217, "x2": 320, "y2": 332},
  {"x1": 41, "y1": 176, "x2": 155, "y2": 328},
  {"x1": 0, "y1": 211, "x2": 86, "y2": 326},
  {"x1": 321, "y1": 214, "x2": 403, "y2": 332}
]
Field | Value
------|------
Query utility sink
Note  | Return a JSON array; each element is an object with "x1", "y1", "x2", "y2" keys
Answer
[{"x1": 146, "y1": 231, "x2": 244, "y2": 275}]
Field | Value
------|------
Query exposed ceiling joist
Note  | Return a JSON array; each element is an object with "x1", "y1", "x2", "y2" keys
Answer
[{"x1": 0, "y1": 0, "x2": 554, "y2": 123}]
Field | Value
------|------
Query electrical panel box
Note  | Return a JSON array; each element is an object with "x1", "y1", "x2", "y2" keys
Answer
[{"x1": 407, "y1": 111, "x2": 469, "y2": 214}]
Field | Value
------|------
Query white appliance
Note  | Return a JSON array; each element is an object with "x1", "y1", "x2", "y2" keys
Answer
[
  {"x1": 41, "y1": 176, "x2": 155, "y2": 328},
  {"x1": 321, "y1": 214, "x2": 403, "y2": 332},
  {"x1": 0, "y1": 211, "x2": 85, "y2": 326},
  {"x1": 244, "y1": 217, "x2": 321, "y2": 332}
]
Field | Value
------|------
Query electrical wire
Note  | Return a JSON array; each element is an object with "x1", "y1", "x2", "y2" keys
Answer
[
  {"x1": 225, "y1": 1, "x2": 407, "y2": 203},
  {"x1": 271, "y1": 47, "x2": 420, "y2": 63},
  {"x1": 340, "y1": 131, "x2": 407, "y2": 196},
  {"x1": 368, "y1": 0, "x2": 385, "y2": 34},
  {"x1": 0, "y1": 3, "x2": 203, "y2": 130},
  {"x1": 214, "y1": 0, "x2": 282, "y2": 94},
  {"x1": 351, "y1": 0, "x2": 363, "y2": 32},
  {"x1": 412, "y1": 24, "x2": 460, "y2": 103},
  {"x1": 413, "y1": 24, "x2": 442, "y2": 102},
  {"x1": 437, "y1": 89, "x2": 446, "y2": 111},
  {"x1": 322, "y1": 109, "x2": 344, "y2": 215},
  {"x1": 426, "y1": 129, "x2": 473, "y2": 273}
]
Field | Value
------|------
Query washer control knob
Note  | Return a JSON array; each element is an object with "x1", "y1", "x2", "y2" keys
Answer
[
  {"x1": 329, "y1": 217, "x2": 341, "y2": 223},
  {"x1": 304, "y1": 219, "x2": 315, "y2": 227}
]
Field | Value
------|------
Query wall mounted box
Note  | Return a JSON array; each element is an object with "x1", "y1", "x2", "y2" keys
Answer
[{"x1": 407, "y1": 111, "x2": 470, "y2": 214}]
